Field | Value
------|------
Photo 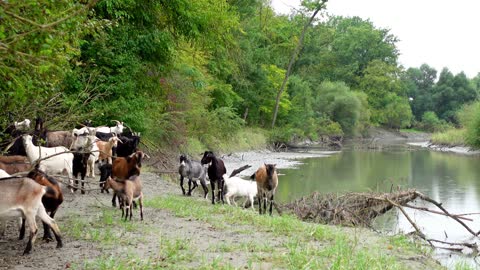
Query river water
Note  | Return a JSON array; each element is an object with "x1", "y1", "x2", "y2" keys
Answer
[{"x1": 276, "y1": 143, "x2": 480, "y2": 268}]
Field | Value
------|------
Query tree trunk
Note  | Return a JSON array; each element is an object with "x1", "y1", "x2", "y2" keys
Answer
[{"x1": 271, "y1": 1, "x2": 327, "y2": 128}]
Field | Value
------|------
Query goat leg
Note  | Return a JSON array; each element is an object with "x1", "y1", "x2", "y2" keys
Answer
[
  {"x1": 139, "y1": 196, "x2": 144, "y2": 221},
  {"x1": 180, "y1": 176, "x2": 186, "y2": 195},
  {"x1": 112, "y1": 193, "x2": 117, "y2": 207},
  {"x1": 269, "y1": 194, "x2": 274, "y2": 216},
  {"x1": 219, "y1": 179, "x2": 225, "y2": 204},
  {"x1": 258, "y1": 196, "x2": 263, "y2": 215},
  {"x1": 200, "y1": 178, "x2": 208, "y2": 199},
  {"x1": 187, "y1": 179, "x2": 193, "y2": 196},
  {"x1": 42, "y1": 210, "x2": 57, "y2": 241},
  {"x1": 19, "y1": 218, "x2": 26, "y2": 240},
  {"x1": 210, "y1": 181, "x2": 216, "y2": 204}
]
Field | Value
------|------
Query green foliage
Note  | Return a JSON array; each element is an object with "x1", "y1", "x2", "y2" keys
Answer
[
  {"x1": 382, "y1": 94, "x2": 413, "y2": 130},
  {"x1": 432, "y1": 69, "x2": 477, "y2": 123},
  {"x1": 314, "y1": 81, "x2": 364, "y2": 136},
  {"x1": 316, "y1": 118, "x2": 344, "y2": 137},
  {"x1": 421, "y1": 111, "x2": 447, "y2": 132},
  {"x1": 461, "y1": 102, "x2": 480, "y2": 148}
]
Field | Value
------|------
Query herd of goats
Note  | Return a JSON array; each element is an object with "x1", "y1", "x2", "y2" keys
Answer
[{"x1": 0, "y1": 117, "x2": 279, "y2": 256}]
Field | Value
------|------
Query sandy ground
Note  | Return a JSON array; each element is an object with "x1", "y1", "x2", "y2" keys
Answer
[
  {"x1": 0, "y1": 151, "x2": 336, "y2": 270},
  {"x1": 0, "y1": 149, "x2": 441, "y2": 270}
]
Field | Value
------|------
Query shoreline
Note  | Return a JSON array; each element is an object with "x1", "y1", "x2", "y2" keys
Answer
[
  {"x1": 221, "y1": 149, "x2": 339, "y2": 177},
  {"x1": 407, "y1": 141, "x2": 480, "y2": 155}
]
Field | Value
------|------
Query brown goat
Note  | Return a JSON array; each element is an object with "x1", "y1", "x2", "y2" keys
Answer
[
  {"x1": 24, "y1": 168, "x2": 64, "y2": 241},
  {"x1": 0, "y1": 161, "x2": 31, "y2": 175},
  {"x1": 96, "y1": 136, "x2": 121, "y2": 164},
  {"x1": 0, "y1": 155, "x2": 28, "y2": 163},
  {"x1": 0, "y1": 177, "x2": 63, "y2": 254},
  {"x1": 251, "y1": 164, "x2": 278, "y2": 215},
  {"x1": 108, "y1": 151, "x2": 148, "y2": 207},
  {"x1": 104, "y1": 176, "x2": 144, "y2": 221}
]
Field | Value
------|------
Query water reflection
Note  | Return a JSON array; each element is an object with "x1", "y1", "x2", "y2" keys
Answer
[{"x1": 277, "y1": 147, "x2": 480, "y2": 268}]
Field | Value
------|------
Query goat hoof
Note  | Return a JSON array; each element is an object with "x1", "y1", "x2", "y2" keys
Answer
[
  {"x1": 43, "y1": 236, "x2": 53, "y2": 242},
  {"x1": 56, "y1": 242, "x2": 63, "y2": 248},
  {"x1": 81, "y1": 190, "x2": 85, "y2": 195}
]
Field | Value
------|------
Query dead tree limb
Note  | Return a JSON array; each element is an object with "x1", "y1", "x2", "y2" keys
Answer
[
  {"x1": 404, "y1": 203, "x2": 473, "y2": 222},
  {"x1": 414, "y1": 191, "x2": 477, "y2": 237}
]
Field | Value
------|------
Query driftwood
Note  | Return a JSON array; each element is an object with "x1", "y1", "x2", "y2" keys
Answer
[
  {"x1": 281, "y1": 189, "x2": 480, "y2": 254},
  {"x1": 282, "y1": 189, "x2": 419, "y2": 226}
]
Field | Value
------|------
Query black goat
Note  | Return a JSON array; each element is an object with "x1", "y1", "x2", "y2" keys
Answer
[
  {"x1": 116, "y1": 135, "x2": 140, "y2": 157},
  {"x1": 99, "y1": 162, "x2": 112, "y2": 193},
  {"x1": 201, "y1": 151, "x2": 226, "y2": 205},
  {"x1": 72, "y1": 152, "x2": 89, "y2": 194}
]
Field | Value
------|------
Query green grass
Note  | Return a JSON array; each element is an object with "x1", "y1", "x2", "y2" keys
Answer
[
  {"x1": 400, "y1": 128, "x2": 425, "y2": 133},
  {"x1": 144, "y1": 195, "x2": 436, "y2": 270},
  {"x1": 63, "y1": 207, "x2": 144, "y2": 246},
  {"x1": 431, "y1": 128, "x2": 466, "y2": 146},
  {"x1": 63, "y1": 195, "x2": 441, "y2": 269}
]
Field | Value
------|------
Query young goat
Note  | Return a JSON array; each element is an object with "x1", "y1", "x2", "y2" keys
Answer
[
  {"x1": 0, "y1": 177, "x2": 63, "y2": 254},
  {"x1": 251, "y1": 164, "x2": 278, "y2": 215},
  {"x1": 96, "y1": 136, "x2": 121, "y2": 164},
  {"x1": 104, "y1": 175, "x2": 143, "y2": 221},
  {"x1": 201, "y1": 151, "x2": 227, "y2": 204},
  {"x1": 222, "y1": 174, "x2": 257, "y2": 209},
  {"x1": 25, "y1": 168, "x2": 64, "y2": 241},
  {"x1": 178, "y1": 154, "x2": 208, "y2": 198},
  {"x1": 109, "y1": 151, "x2": 148, "y2": 207}
]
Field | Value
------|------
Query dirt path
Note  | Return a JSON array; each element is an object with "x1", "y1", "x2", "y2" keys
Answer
[{"x1": 0, "y1": 151, "x2": 443, "y2": 269}]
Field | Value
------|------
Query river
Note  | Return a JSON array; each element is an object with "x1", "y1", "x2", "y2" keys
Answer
[{"x1": 276, "y1": 143, "x2": 480, "y2": 268}]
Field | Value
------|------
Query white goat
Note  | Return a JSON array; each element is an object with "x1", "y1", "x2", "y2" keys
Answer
[
  {"x1": 72, "y1": 126, "x2": 96, "y2": 137},
  {"x1": 222, "y1": 174, "x2": 257, "y2": 209},
  {"x1": 72, "y1": 134, "x2": 99, "y2": 178},
  {"x1": 22, "y1": 135, "x2": 74, "y2": 190},
  {"x1": 14, "y1": 119, "x2": 31, "y2": 131},
  {"x1": 96, "y1": 120, "x2": 124, "y2": 135}
]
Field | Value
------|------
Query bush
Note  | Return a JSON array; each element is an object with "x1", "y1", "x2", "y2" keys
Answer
[
  {"x1": 421, "y1": 111, "x2": 448, "y2": 132},
  {"x1": 316, "y1": 118, "x2": 344, "y2": 137}
]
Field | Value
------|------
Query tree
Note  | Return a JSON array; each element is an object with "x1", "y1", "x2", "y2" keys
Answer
[
  {"x1": 0, "y1": 0, "x2": 97, "y2": 127},
  {"x1": 383, "y1": 94, "x2": 413, "y2": 130},
  {"x1": 271, "y1": 0, "x2": 328, "y2": 128},
  {"x1": 313, "y1": 81, "x2": 364, "y2": 135},
  {"x1": 402, "y1": 64, "x2": 437, "y2": 120},
  {"x1": 358, "y1": 60, "x2": 404, "y2": 124},
  {"x1": 432, "y1": 68, "x2": 477, "y2": 123}
]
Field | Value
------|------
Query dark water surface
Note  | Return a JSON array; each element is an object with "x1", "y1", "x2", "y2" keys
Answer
[{"x1": 277, "y1": 145, "x2": 480, "y2": 268}]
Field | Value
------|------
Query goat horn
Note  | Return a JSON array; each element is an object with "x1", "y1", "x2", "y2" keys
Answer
[
  {"x1": 124, "y1": 124, "x2": 134, "y2": 134},
  {"x1": 144, "y1": 153, "x2": 150, "y2": 159},
  {"x1": 111, "y1": 120, "x2": 121, "y2": 125}
]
